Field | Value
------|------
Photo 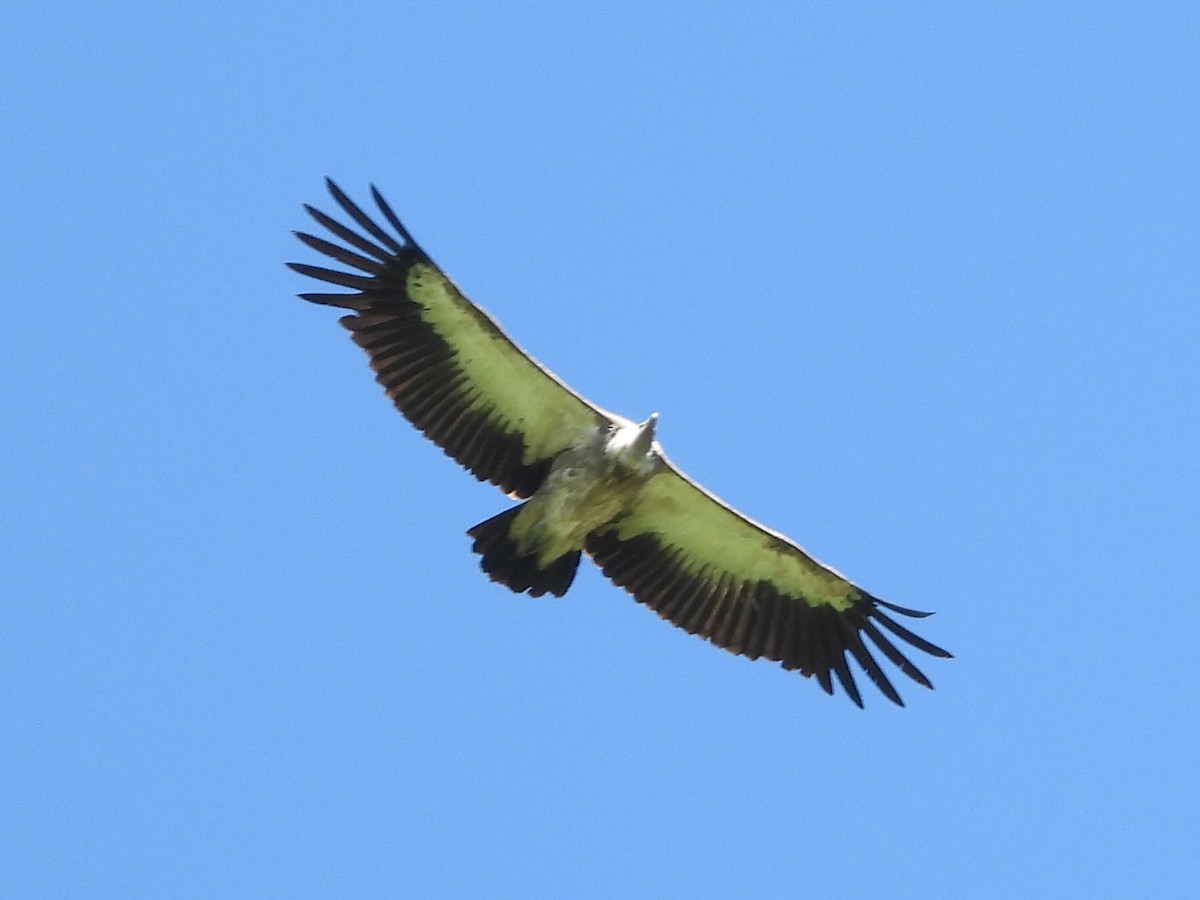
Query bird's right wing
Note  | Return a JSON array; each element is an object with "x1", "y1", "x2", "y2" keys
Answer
[{"x1": 289, "y1": 180, "x2": 618, "y2": 498}]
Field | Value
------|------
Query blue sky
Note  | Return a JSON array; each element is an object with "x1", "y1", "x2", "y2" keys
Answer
[{"x1": 4, "y1": 2, "x2": 1198, "y2": 896}]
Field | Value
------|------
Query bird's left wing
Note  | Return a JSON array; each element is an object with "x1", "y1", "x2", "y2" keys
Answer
[
  {"x1": 586, "y1": 455, "x2": 952, "y2": 707},
  {"x1": 288, "y1": 180, "x2": 616, "y2": 498}
]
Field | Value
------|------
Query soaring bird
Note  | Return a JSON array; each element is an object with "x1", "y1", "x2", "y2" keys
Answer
[{"x1": 289, "y1": 180, "x2": 951, "y2": 707}]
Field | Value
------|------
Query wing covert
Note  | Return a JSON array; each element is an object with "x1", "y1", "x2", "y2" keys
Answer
[{"x1": 289, "y1": 180, "x2": 614, "y2": 498}]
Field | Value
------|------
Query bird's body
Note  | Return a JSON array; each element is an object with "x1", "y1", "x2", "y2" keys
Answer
[
  {"x1": 289, "y1": 180, "x2": 952, "y2": 707},
  {"x1": 507, "y1": 416, "x2": 658, "y2": 570}
]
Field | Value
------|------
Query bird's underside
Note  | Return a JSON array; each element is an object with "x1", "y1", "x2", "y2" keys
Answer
[{"x1": 289, "y1": 179, "x2": 952, "y2": 707}]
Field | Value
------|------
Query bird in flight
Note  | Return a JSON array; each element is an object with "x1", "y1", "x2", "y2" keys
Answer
[{"x1": 289, "y1": 180, "x2": 951, "y2": 707}]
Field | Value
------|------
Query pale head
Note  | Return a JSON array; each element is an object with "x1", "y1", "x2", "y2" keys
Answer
[
  {"x1": 630, "y1": 412, "x2": 659, "y2": 457},
  {"x1": 607, "y1": 412, "x2": 660, "y2": 465}
]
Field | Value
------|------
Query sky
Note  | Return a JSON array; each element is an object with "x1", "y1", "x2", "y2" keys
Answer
[{"x1": 3, "y1": 2, "x2": 1198, "y2": 896}]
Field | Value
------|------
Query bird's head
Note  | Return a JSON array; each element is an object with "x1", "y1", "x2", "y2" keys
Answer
[{"x1": 633, "y1": 412, "x2": 659, "y2": 455}]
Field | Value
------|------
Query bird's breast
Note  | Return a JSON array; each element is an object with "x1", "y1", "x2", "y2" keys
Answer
[{"x1": 514, "y1": 456, "x2": 650, "y2": 566}]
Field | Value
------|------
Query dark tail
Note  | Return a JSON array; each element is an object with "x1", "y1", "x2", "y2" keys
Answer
[{"x1": 466, "y1": 504, "x2": 581, "y2": 598}]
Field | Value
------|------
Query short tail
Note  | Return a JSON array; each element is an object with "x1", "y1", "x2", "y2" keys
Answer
[{"x1": 466, "y1": 504, "x2": 581, "y2": 598}]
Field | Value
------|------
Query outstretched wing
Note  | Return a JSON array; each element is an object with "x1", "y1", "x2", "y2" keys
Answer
[
  {"x1": 586, "y1": 455, "x2": 952, "y2": 707},
  {"x1": 288, "y1": 180, "x2": 616, "y2": 498}
]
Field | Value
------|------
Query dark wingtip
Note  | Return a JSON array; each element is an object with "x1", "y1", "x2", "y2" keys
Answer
[
  {"x1": 369, "y1": 183, "x2": 420, "y2": 249},
  {"x1": 325, "y1": 178, "x2": 350, "y2": 208},
  {"x1": 868, "y1": 595, "x2": 954, "y2": 658}
]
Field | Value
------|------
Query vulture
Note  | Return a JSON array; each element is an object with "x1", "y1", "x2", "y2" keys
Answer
[{"x1": 289, "y1": 179, "x2": 952, "y2": 707}]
